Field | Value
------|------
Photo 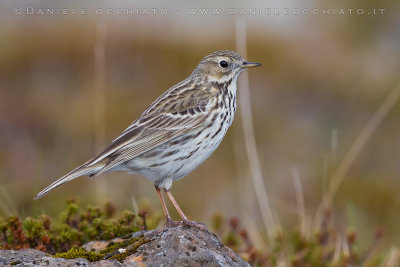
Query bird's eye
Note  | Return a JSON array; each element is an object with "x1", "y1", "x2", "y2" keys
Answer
[{"x1": 219, "y1": 60, "x2": 229, "y2": 68}]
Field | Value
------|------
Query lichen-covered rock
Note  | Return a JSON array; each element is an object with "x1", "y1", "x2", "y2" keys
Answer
[
  {"x1": 0, "y1": 224, "x2": 249, "y2": 266},
  {"x1": 0, "y1": 249, "x2": 45, "y2": 266},
  {"x1": 125, "y1": 224, "x2": 250, "y2": 267},
  {"x1": 0, "y1": 249, "x2": 121, "y2": 266}
]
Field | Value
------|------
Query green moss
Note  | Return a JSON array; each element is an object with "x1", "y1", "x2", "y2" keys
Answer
[
  {"x1": 0, "y1": 200, "x2": 149, "y2": 252},
  {"x1": 101, "y1": 237, "x2": 139, "y2": 255},
  {"x1": 211, "y1": 213, "x2": 224, "y2": 233},
  {"x1": 106, "y1": 237, "x2": 151, "y2": 262},
  {"x1": 54, "y1": 247, "x2": 103, "y2": 262},
  {"x1": 51, "y1": 236, "x2": 151, "y2": 263},
  {"x1": 223, "y1": 231, "x2": 240, "y2": 247}
]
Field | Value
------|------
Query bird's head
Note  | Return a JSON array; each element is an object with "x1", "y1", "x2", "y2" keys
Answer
[{"x1": 192, "y1": 50, "x2": 261, "y2": 82}]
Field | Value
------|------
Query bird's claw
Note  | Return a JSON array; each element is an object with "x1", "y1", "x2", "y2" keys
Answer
[
  {"x1": 158, "y1": 215, "x2": 208, "y2": 233},
  {"x1": 166, "y1": 218, "x2": 183, "y2": 227},
  {"x1": 182, "y1": 219, "x2": 209, "y2": 232}
]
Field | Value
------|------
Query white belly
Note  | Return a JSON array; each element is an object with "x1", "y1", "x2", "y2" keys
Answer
[{"x1": 117, "y1": 109, "x2": 233, "y2": 189}]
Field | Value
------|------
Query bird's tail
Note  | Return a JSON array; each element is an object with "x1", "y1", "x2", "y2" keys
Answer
[{"x1": 33, "y1": 163, "x2": 103, "y2": 199}]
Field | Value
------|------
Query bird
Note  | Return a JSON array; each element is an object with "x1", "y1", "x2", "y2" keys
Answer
[{"x1": 34, "y1": 50, "x2": 261, "y2": 227}]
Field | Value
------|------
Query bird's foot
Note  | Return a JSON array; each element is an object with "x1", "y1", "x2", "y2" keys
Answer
[
  {"x1": 157, "y1": 217, "x2": 182, "y2": 233},
  {"x1": 166, "y1": 218, "x2": 183, "y2": 228},
  {"x1": 182, "y1": 219, "x2": 209, "y2": 232},
  {"x1": 157, "y1": 217, "x2": 208, "y2": 233}
]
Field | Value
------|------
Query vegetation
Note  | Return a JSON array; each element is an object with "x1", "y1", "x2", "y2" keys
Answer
[
  {"x1": 209, "y1": 209, "x2": 393, "y2": 266},
  {"x1": 0, "y1": 200, "x2": 396, "y2": 266},
  {"x1": 0, "y1": 200, "x2": 155, "y2": 254},
  {"x1": 52, "y1": 237, "x2": 151, "y2": 262}
]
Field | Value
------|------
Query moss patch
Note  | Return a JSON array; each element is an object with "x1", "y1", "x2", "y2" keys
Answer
[
  {"x1": 54, "y1": 248, "x2": 103, "y2": 262},
  {"x1": 0, "y1": 200, "x2": 159, "y2": 253},
  {"x1": 106, "y1": 237, "x2": 151, "y2": 262},
  {"x1": 52, "y1": 236, "x2": 151, "y2": 262}
]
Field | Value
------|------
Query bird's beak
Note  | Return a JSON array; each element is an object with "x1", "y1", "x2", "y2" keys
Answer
[{"x1": 242, "y1": 61, "x2": 262, "y2": 68}]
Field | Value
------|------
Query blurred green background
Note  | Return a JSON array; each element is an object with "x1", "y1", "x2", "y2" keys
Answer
[{"x1": 0, "y1": 0, "x2": 399, "y2": 248}]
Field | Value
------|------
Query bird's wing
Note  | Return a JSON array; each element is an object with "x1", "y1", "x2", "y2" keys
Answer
[
  {"x1": 87, "y1": 92, "x2": 215, "y2": 176},
  {"x1": 34, "y1": 115, "x2": 203, "y2": 200}
]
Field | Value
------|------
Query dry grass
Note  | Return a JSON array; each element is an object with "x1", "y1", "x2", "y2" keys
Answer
[
  {"x1": 235, "y1": 18, "x2": 277, "y2": 243},
  {"x1": 316, "y1": 79, "x2": 400, "y2": 227},
  {"x1": 93, "y1": 21, "x2": 108, "y2": 201}
]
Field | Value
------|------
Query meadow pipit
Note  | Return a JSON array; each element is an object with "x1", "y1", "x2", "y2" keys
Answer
[{"x1": 34, "y1": 50, "x2": 261, "y2": 226}]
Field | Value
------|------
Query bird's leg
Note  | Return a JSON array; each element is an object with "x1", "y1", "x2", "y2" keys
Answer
[
  {"x1": 155, "y1": 185, "x2": 173, "y2": 224},
  {"x1": 165, "y1": 189, "x2": 208, "y2": 231},
  {"x1": 164, "y1": 189, "x2": 188, "y2": 221}
]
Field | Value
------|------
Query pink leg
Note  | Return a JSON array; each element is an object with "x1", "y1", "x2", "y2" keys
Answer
[
  {"x1": 165, "y1": 189, "x2": 208, "y2": 231},
  {"x1": 165, "y1": 189, "x2": 188, "y2": 221},
  {"x1": 155, "y1": 185, "x2": 172, "y2": 223}
]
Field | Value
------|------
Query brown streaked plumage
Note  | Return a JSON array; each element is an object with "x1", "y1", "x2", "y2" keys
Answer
[{"x1": 34, "y1": 50, "x2": 261, "y2": 226}]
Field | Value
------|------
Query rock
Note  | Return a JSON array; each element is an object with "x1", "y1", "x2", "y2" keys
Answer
[
  {"x1": 125, "y1": 224, "x2": 250, "y2": 267},
  {"x1": 0, "y1": 249, "x2": 45, "y2": 266},
  {"x1": 0, "y1": 224, "x2": 249, "y2": 266},
  {"x1": 0, "y1": 249, "x2": 122, "y2": 266}
]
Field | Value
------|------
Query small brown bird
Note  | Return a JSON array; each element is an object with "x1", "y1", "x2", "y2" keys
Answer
[{"x1": 34, "y1": 50, "x2": 261, "y2": 226}]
